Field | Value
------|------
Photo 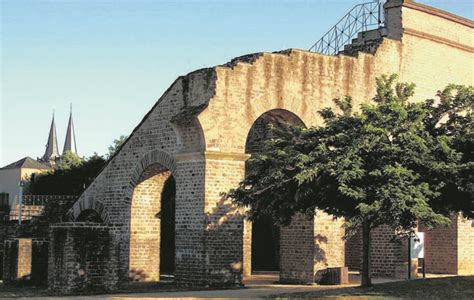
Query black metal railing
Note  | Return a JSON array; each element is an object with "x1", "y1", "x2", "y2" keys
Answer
[{"x1": 309, "y1": 0, "x2": 385, "y2": 55}]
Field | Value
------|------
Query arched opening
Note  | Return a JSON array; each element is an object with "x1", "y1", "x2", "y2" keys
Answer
[
  {"x1": 159, "y1": 176, "x2": 175, "y2": 277},
  {"x1": 129, "y1": 163, "x2": 176, "y2": 282},
  {"x1": 76, "y1": 209, "x2": 103, "y2": 223},
  {"x1": 245, "y1": 109, "x2": 306, "y2": 274}
]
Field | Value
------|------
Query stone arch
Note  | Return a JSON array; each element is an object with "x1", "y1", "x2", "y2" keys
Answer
[
  {"x1": 76, "y1": 209, "x2": 104, "y2": 223},
  {"x1": 127, "y1": 150, "x2": 177, "y2": 282},
  {"x1": 129, "y1": 150, "x2": 177, "y2": 190},
  {"x1": 245, "y1": 108, "x2": 306, "y2": 153},
  {"x1": 244, "y1": 108, "x2": 306, "y2": 275},
  {"x1": 69, "y1": 198, "x2": 110, "y2": 224}
]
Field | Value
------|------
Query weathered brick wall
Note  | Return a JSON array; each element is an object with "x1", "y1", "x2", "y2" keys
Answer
[
  {"x1": 345, "y1": 229, "x2": 362, "y2": 271},
  {"x1": 242, "y1": 220, "x2": 252, "y2": 277},
  {"x1": 2, "y1": 239, "x2": 19, "y2": 284},
  {"x1": 17, "y1": 238, "x2": 32, "y2": 279},
  {"x1": 2, "y1": 238, "x2": 48, "y2": 285},
  {"x1": 420, "y1": 215, "x2": 474, "y2": 275},
  {"x1": 203, "y1": 156, "x2": 247, "y2": 286},
  {"x1": 419, "y1": 215, "x2": 458, "y2": 274},
  {"x1": 2, "y1": 239, "x2": 32, "y2": 283},
  {"x1": 61, "y1": 0, "x2": 473, "y2": 288},
  {"x1": 0, "y1": 222, "x2": 16, "y2": 280},
  {"x1": 129, "y1": 165, "x2": 171, "y2": 282},
  {"x1": 174, "y1": 158, "x2": 207, "y2": 285},
  {"x1": 314, "y1": 212, "x2": 345, "y2": 272},
  {"x1": 457, "y1": 217, "x2": 474, "y2": 275},
  {"x1": 280, "y1": 211, "x2": 345, "y2": 284},
  {"x1": 31, "y1": 239, "x2": 49, "y2": 286},
  {"x1": 344, "y1": 225, "x2": 409, "y2": 277},
  {"x1": 48, "y1": 223, "x2": 119, "y2": 294},
  {"x1": 371, "y1": 225, "x2": 406, "y2": 277},
  {"x1": 280, "y1": 213, "x2": 315, "y2": 284}
]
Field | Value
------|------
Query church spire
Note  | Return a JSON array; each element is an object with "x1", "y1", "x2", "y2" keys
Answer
[
  {"x1": 63, "y1": 104, "x2": 77, "y2": 155},
  {"x1": 42, "y1": 111, "x2": 60, "y2": 161}
]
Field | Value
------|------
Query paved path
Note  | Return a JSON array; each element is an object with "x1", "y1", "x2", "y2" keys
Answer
[{"x1": 28, "y1": 273, "x2": 400, "y2": 299}]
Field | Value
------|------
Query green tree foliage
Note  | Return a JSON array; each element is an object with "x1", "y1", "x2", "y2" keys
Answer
[
  {"x1": 107, "y1": 135, "x2": 128, "y2": 159},
  {"x1": 28, "y1": 154, "x2": 106, "y2": 195},
  {"x1": 229, "y1": 75, "x2": 473, "y2": 286},
  {"x1": 28, "y1": 134, "x2": 129, "y2": 195},
  {"x1": 55, "y1": 151, "x2": 82, "y2": 170}
]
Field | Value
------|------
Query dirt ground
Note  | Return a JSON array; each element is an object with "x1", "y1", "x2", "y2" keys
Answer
[{"x1": 0, "y1": 272, "x2": 471, "y2": 299}]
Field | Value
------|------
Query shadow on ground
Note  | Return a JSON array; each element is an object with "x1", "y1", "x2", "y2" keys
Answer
[{"x1": 272, "y1": 276, "x2": 474, "y2": 299}]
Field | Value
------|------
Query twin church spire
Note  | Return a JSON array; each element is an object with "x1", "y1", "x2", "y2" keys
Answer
[
  {"x1": 63, "y1": 105, "x2": 77, "y2": 155},
  {"x1": 42, "y1": 106, "x2": 78, "y2": 162}
]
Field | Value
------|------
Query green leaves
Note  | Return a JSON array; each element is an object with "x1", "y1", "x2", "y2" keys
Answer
[{"x1": 229, "y1": 74, "x2": 473, "y2": 236}]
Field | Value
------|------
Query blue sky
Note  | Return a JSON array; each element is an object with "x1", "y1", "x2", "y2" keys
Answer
[{"x1": 1, "y1": 0, "x2": 473, "y2": 166}]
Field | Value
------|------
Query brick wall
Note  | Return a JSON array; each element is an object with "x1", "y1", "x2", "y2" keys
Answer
[
  {"x1": 17, "y1": 239, "x2": 32, "y2": 279},
  {"x1": 203, "y1": 157, "x2": 247, "y2": 286},
  {"x1": 280, "y1": 213, "x2": 315, "y2": 284},
  {"x1": 48, "y1": 223, "x2": 119, "y2": 294},
  {"x1": 344, "y1": 225, "x2": 410, "y2": 278},
  {"x1": 60, "y1": 0, "x2": 473, "y2": 289},
  {"x1": 280, "y1": 211, "x2": 345, "y2": 284},
  {"x1": 420, "y1": 215, "x2": 474, "y2": 275},
  {"x1": 31, "y1": 239, "x2": 49, "y2": 286},
  {"x1": 420, "y1": 216, "x2": 458, "y2": 274},
  {"x1": 3, "y1": 238, "x2": 32, "y2": 283},
  {"x1": 371, "y1": 225, "x2": 406, "y2": 277},
  {"x1": 345, "y1": 229, "x2": 362, "y2": 270},
  {"x1": 314, "y1": 211, "x2": 345, "y2": 272},
  {"x1": 2, "y1": 238, "x2": 48, "y2": 285},
  {"x1": 457, "y1": 217, "x2": 474, "y2": 275},
  {"x1": 2, "y1": 239, "x2": 19, "y2": 284},
  {"x1": 129, "y1": 164, "x2": 171, "y2": 282}
]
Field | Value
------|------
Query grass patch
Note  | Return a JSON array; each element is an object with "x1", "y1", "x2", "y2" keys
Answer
[{"x1": 272, "y1": 276, "x2": 474, "y2": 299}]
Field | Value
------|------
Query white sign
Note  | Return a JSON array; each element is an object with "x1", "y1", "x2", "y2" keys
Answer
[{"x1": 410, "y1": 232, "x2": 424, "y2": 259}]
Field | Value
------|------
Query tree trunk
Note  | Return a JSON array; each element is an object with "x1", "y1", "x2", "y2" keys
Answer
[{"x1": 361, "y1": 221, "x2": 372, "y2": 287}]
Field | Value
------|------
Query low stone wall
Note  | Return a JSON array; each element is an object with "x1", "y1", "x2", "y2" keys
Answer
[
  {"x1": 2, "y1": 238, "x2": 49, "y2": 285},
  {"x1": 31, "y1": 239, "x2": 49, "y2": 285},
  {"x1": 48, "y1": 223, "x2": 120, "y2": 294}
]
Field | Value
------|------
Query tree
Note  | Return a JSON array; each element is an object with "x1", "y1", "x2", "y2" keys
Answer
[
  {"x1": 56, "y1": 151, "x2": 82, "y2": 170},
  {"x1": 28, "y1": 135, "x2": 128, "y2": 195},
  {"x1": 107, "y1": 135, "x2": 128, "y2": 159},
  {"x1": 28, "y1": 154, "x2": 106, "y2": 195},
  {"x1": 229, "y1": 75, "x2": 473, "y2": 287}
]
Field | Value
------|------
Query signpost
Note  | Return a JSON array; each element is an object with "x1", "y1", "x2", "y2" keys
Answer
[
  {"x1": 408, "y1": 232, "x2": 425, "y2": 279},
  {"x1": 18, "y1": 180, "x2": 25, "y2": 224}
]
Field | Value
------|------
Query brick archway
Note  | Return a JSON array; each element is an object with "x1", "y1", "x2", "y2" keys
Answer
[
  {"x1": 126, "y1": 150, "x2": 177, "y2": 282},
  {"x1": 243, "y1": 108, "x2": 306, "y2": 276},
  {"x1": 69, "y1": 198, "x2": 110, "y2": 223}
]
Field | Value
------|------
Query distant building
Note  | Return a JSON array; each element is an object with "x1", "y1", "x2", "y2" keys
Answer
[
  {"x1": 0, "y1": 157, "x2": 50, "y2": 208},
  {"x1": 63, "y1": 107, "x2": 78, "y2": 155},
  {"x1": 0, "y1": 108, "x2": 78, "y2": 208},
  {"x1": 40, "y1": 113, "x2": 60, "y2": 162}
]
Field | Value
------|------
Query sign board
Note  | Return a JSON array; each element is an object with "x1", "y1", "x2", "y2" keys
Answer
[{"x1": 410, "y1": 232, "x2": 424, "y2": 259}]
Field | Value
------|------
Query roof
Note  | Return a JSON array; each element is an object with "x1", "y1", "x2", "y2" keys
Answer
[
  {"x1": 0, "y1": 157, "x2": 51, "y2": 170},
  {"x1": 42, "y1": 114, "x2": 60, "y2": 161},
  {"x1": 63, "y1": 110, "x2": 78, "y2": 154}
]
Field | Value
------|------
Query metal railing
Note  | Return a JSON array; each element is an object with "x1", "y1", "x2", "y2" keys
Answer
[{"x1": 309, "y1": 0, "x2": 385, "y2": 55}]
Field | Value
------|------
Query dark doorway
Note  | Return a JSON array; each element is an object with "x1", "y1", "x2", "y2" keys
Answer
[
  {"x1": 160, "y1": 176, "x2": 175, "y2": 275},
  {"x1": 252, "y1": 215, "x2": 280, "y2": 271},
  {"x1": 245, "y1": 109, "x2": 306, "y2": 273}
]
